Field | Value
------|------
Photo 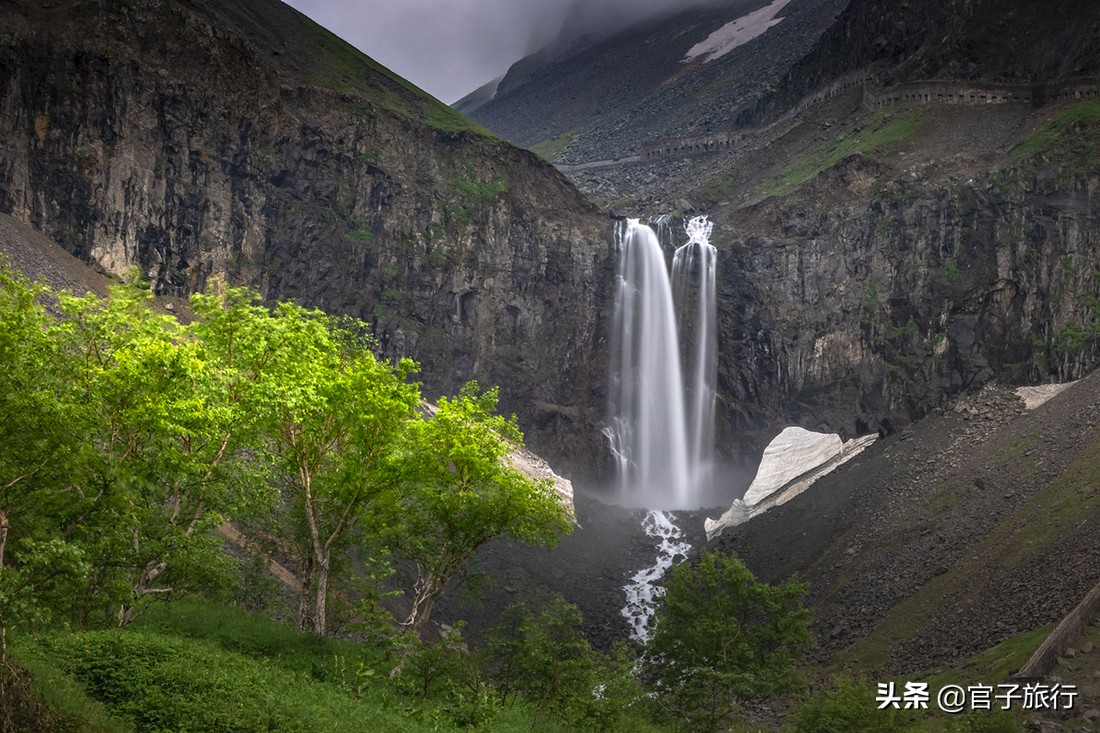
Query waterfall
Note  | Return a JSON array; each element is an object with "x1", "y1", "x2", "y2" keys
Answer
[
  {"x1": 606, "y1": 219, "x2": 692, "y2": 508},
  {"x1": 605, "y1": 216, "x2": 717, "y2": 509},
  {"x1": 672, "y1": 217, "x2": 717, "y2": 486}
]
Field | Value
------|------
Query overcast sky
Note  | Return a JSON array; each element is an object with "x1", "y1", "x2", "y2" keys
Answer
[{"x1": 282, "y1": 0, "x2": 713, "y2": 104}]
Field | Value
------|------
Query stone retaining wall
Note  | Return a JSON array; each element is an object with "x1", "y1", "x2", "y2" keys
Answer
[
  {"x1": 1015, "y1": 579, "x2": 1100, "y2": 678},
  {"x1": 636, "y1": 76, "x2": 1100, "y2": 165},
  {"x1": 863, "y1": 77, "x2": 1100, "y2": 110}
]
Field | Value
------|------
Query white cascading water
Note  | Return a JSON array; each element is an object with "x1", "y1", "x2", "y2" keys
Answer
[
  {"x1": 605, "y1": 218, "x2": 692, "y2": 509},
  {"x1": 621, "y1": 510, "x2": 691, "y2": 642},
  {"x1": 672, "y1": 216, "x2": 718, "y2": 485},
  {"x1": 606, "y1": 215, "x2": 718, "y2": 641},
  {"x1": 605, "y1": 216, "x2": 717, "y2": 509}
]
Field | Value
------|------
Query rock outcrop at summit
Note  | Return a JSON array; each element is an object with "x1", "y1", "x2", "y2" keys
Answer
[{"x1": 0, "y1": 0, "x2": 613, "y2": 474}]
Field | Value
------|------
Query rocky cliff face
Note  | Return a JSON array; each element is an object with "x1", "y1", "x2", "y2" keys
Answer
[
  {"x1": 712, "y1": 144, "x2": 1100, "y2": 457},
  {"x1": 0, "y1": 0, "x2": 615, "y2": 474},
  {"x1": 4, "y1": 0, "x2": 1099, "y2": 494},
  {"x1": 738, "y1": 0, "x2": 1100, "y2": 126}
]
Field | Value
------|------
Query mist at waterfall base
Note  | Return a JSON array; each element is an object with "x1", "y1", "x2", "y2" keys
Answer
[{"x1": 603, "y1": 216, "x2": 741, "y2": 511}]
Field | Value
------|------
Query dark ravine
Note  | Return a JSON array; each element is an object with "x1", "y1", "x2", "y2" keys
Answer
[{"x1": 0, "y1": 0, "x2": 615, "y2": 476}]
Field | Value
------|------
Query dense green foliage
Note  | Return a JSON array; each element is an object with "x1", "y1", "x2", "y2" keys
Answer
[
  {"x1": 644, "y1": 551, "x2": 813, "y2": 732},
  {"x1": 484, "y1": 597, "x2": 647, "y2": 731},
  {"x1": 1, "y1": 261, "x2": 1037, "y2": 733},
  {"x1": 1, "y1": 274, "x2": 256, "y2": 631},
  {"x1": 398, "y1": 386, "x2": 572, "y2": 631},
  {"x1": 8, "y1": 598, "x2": 658, "y2": 733},
  {"x1": 788, "y1": 677, "x2": 906, "y2": 733},
  {"x1": 0, "y1": 263, "x2": 570, "y2": 644}
]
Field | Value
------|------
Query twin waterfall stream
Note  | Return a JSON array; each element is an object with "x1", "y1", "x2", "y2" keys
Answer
[{"x1": 606, "y1": 216, "x2": 718, "y2": 642}]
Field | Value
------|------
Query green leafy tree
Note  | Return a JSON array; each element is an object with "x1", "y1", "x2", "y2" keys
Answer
[
  {"x1": 53, "y1": 284, "x2": 262, "y2": 627},
  {"x1": 644, "y1": 550, "x2": 812, "y2": 732},
  {"x1": 396, "y1": 383, "x2": 571, "y2": 633},
  {"x1": 0, "y1": 264, "x2": 85, "y2": 650},
  {"x1": 193, "y1": 287, "x2": 420, "y2": 636},
  {"x1": 485, "y1": 597, "x2": 595, "y2": 726},
  {"x1": 485, "y1": 597, "x2": 647, "y2": 731},
  {"x1": 788, "y1": 676, "x2": 904, "y2": 733},
  {"x1": 0, "y1": 269, "x2": 263, "y2": 635}
]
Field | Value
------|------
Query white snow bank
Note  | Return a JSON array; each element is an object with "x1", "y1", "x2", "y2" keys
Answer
[
  {"x1": 705, "y1": 428, "x2": 876, "y2": 540},
  {"x1": 1015, "y1": 382, "x2": 1074, "y2": 410},
  {"x1": 741, "y1": 427, "x2": 841, "y2": 505},
  {"x1": 683, "y1": 0, "x2": 795, "y2": 64}
]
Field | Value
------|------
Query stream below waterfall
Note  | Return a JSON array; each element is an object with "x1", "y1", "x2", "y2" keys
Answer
[{"x1": 621, "y1": 510, "x2": 692, "y2": 642}]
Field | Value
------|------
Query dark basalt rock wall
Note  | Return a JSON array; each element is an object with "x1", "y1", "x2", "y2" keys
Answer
[
  {"x1": 712, "y1": 157, "x2": 1100, "y2": 459},
  {"x1": 0, "y1": 0, "x2": 614, "y2": 476}
]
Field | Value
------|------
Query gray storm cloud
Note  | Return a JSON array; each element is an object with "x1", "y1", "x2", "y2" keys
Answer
[{"x1": 282, "y1": 0, "x2": 724, "y2": 103}]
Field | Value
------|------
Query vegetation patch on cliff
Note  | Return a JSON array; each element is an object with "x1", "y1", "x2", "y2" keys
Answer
[
  {"x1": 1010, "y1": 100, "x2": 1100, "y2": 167},
  {"x1": 753, "y1": 109, "x2": 927, "y2": 201},
  {"x1": 530, "y1": 132, "x2": 577, "y2": 163}
]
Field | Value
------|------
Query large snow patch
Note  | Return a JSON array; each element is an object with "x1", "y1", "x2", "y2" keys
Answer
[
  {"x1": 683, "y1": 0, "x2": 795, "y2": 64},
  {"x1": 705, "y1": 427, "x2": 875, "y2": 539}
]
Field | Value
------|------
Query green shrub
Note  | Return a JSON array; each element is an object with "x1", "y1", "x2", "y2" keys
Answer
[
  {"x1": 644, "y1": 551, "x2": 813, "y2": 732},
  {"x1": 947, "y1": 709, "x2": 1024, "y2": 733},
  {"x1": 22, "y1": 630, "x2": 420, "y2": 733},
  {"x1": 484, "y1": 597, "x2": 651, "y2": 732},
  {"x1": 788, "y1": 677, "x2": 905, "y2": 733}
]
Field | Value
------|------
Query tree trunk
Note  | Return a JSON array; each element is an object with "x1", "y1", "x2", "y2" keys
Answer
[
  {"x1": 296, "y1": 555, "x2": 314, "y2": 633},
  {"x1": 402, "y1": 571, "x2": 443, "y2": 634},
  {"x1": 0, "y1": 508, "x2": 8, "y2": 659},
  {"x1": 118, "y1": 558, "x2": 169, "y2": 627},
  {"x1": 312, "y1": 553, "x2": 329, "y2": 637}
]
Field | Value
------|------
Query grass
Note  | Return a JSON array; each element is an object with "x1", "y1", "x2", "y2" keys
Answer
[
  {"x1": 347, "y1": 228, "x2": 375, "y2": 244},
  {"x1": 1009, "y1": 100, "x2": 1100, "y2": 166},
  {"x1": 754, "y1": 110, "x2": 927, "y2": 201},
  {"x1": 12, "y1": 597, "x2": 552, "y2": 733},
  {"x1": 290, "y1": 10, "x2": 495, "y2": 139},
  {"x1": 452, "y1": 176, "x2": 508, "y2": 201},
  {"x1": 993, "y1": 433, "x2": 1100, "y2": 564},
  {"x1": 424, "y1": 105, "x2": 499, "y2": 138},
  {"x1": 925, "y1": 483, "x2": 970, "y2": 515},
  {"x1": 5, "y1": 646, "x2": 135, "y2": 733},
  {"x1": 18, "y1": 631, "x2": 424, "y2": 733},
  {"x1": 131, "y1": 596, "x2": 378, "y2": 678},
  {"x1": 925, "y1": 626, "x2": 1053, "y2": 691},
  {"x1": 529, "y1": 132, "x2": 576, "y2": 162},
  {"x1": 701, "y1": 173, "x2": 738, "y2": 202}
]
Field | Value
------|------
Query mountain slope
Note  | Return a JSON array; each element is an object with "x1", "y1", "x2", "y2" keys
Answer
[
  {"x1": 470, "y1": 0, "x2": 1100, "y2": 163},
  {"x1": 738, "y1": 0, "x2": 1100, "y2": 126},
  {"x1": 716, "y1": 372, "x2": 1100, "y2": 678},
  {"x1": 0, "y1": 0, "x2": 613, "y2": 474},
  {"x1": 468, "y1": 0, "x2": 849, "y2": 163}
]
